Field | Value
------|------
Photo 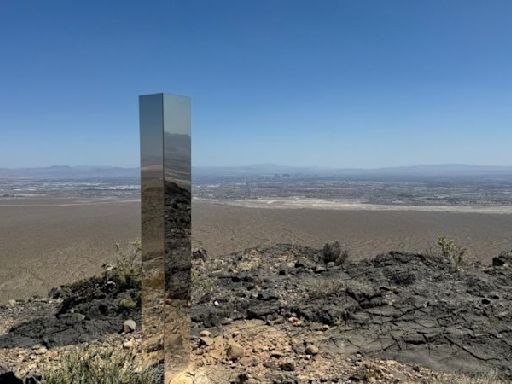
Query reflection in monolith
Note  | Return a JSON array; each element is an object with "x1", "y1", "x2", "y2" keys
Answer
[
  {"x1": 163, "y1": 95, "x2": 192, "y2": 380},
  {"x1": 140, "y1": 93, "x2": 191, "y2": 383}
]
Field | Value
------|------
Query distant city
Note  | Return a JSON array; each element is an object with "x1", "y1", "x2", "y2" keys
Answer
[{"x1": 2, "y1": 164, "x2": 512, "y2": 207}]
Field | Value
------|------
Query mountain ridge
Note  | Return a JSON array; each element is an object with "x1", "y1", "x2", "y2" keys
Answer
[{"x1": 3, "y1": 163, "x2": 512, "y2": 179}]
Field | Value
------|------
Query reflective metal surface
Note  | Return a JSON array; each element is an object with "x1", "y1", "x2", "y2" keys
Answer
[
  {"x1": 163, "y1": 95, "x2": 191, "y2": 379},
  {"x1": 139, "y1": 93, "x2": 191, "y2": 382},
  {"x1": 140, "y1": 94, "x2": 165, "y2": 374}
]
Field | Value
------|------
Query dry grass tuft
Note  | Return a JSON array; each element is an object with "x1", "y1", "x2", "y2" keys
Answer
[
  {"x1": 437, "y1": 236, "x2": 467, "y2": 271},
  {"x1": 42, "y1": 345, "x2": 159, "y2": 384}
]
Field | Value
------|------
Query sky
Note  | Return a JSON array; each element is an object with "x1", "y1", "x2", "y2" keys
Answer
[{"x1": 0, "y1": 0, "x2": 511, "y2": 168}]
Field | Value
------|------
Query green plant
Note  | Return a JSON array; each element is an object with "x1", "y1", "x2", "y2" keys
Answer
[
  {"x1": 437, "y1": 236, "x2": 466, "y2": 271},
  {"x1": 118, "y1": 297, "x2": 137, "y2": 310},
  {"x1": 42, "y1": 346, "x2": 159, "y2": 384}
]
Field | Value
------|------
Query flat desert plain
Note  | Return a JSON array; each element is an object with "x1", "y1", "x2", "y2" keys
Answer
[
  {"x1": 192, "y1": 201, "x2": 512, "y2": 262},
  {"x1": 0, "y1": 199, "x2": 141, "y2": 304},
  {"x1": 1, "y1": 199, "x2": 512, "y2": 303}
]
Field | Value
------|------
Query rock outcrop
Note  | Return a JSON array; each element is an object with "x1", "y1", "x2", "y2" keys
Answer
[{"x1": 1, "y1": 243, "x2": 512, "y2": 382}]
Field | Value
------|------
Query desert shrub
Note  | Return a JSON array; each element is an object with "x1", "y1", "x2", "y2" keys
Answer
[
  {"x1": 437, "y1": 236, "x2": 466, "y2": 271},
  {"x1": 42, "y1": 346, "x2": 159, "y2": 384},
  {"x1": 191, "y1": 269, "x2": 214, "y2": 292},
  {"x1": 98, "y1": 240, "x2": 143, "y2": 290},
  {"x1": 322, "y1": 241, "x2": 349, "y2": 265},
  {"x1": 118, "y1": 297, "x2": 137, "y2": 311},
  {"x1": 112, "y1": 240, "x2": 142, "y2": 280},
  {"x1": 308, "y1": 280, "x2": 346, "y2": 300}
]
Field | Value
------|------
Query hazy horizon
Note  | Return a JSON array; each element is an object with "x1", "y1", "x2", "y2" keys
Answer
[
  {"x1": 5, "y1": 162, "x2": 512, "y2": 169},
  {"x1": 0, "y1": 163, "x2": 512, "y2": 178}
]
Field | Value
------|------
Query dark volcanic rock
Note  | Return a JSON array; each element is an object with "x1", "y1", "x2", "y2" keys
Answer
[
  {"x1": 493, "y1": 250, "x2": 512, "y2": 267},
  {"x1": 0, "y1": 269, "x2": 141, "y2": 349},
  {"x1": 192, "y1": 247, "x2": 208, "y2": 261},
  {"x1": 247, "y1": 303, "x2": 280, "y2": 320},
  {"x1": 192, "y1": 244, "x2": 512, "y2": 379},
  {"x1": 0, "y1": 368, "x2": 23, "y2": 384}
]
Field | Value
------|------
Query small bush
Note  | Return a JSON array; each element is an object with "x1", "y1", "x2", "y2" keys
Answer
[
  {"x1": 191, "y1": 269, "x2": 214, "y2": 292},
  {"x1": 101, "y1": 240, "x2": 142, "y2": 289},
  {"x1": 437, "y1": 236, "x2": 466, "y2": 271},
  {"x1": 308, "y1": 280, "x2": 346, "y2": 300},
  {"x1": 42, "y1": 346, "x2": 159, "y2": 384},
  {"x1": 118, "y1": 297, "x2": 137, "y2": 311},
  {"x1": 113, "y1": 240, "x2": 142, "y2": 279},
  {"x1": 322, "y1": 241, "x2": 349, "y2": 265}
]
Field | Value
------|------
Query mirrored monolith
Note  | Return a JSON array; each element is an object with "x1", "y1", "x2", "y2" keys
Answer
[{"x1": 140, "y1": 93, "x2": 191, "y2": 383}]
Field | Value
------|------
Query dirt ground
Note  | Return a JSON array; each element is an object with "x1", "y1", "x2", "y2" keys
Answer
[
  {"x1": 0, "y1": 199, "x2": 141, "y2": 303},
  {"x1": 1, "y1": 199, "x2": 512, "y2": 303},
  {"x1": 192, "y1": 201, "x2": 512, "y2": 263}
]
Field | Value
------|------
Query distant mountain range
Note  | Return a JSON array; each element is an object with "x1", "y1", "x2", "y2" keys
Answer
[
  {"x1": 2, "y1": 164, "x2": 512, "y2": 179},
  {"x1": 0, "y1": 165, "x2": 139, "y2": 179}
]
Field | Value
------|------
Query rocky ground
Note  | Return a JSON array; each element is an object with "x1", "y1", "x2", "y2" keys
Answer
[
  {"x1": 189, "y1": 244, "x2": 512, "y2": 382},
  {"x1": 1, "y1": 243, "x2": 512, "y2": 383}
]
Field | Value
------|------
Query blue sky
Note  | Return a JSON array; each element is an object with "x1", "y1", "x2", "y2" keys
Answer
[{"x1": 1, "y1": 0, "x2": 511, "y2": 168}]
